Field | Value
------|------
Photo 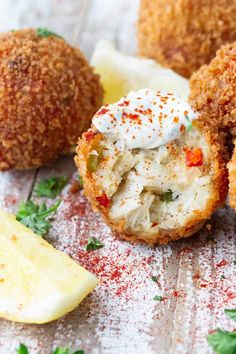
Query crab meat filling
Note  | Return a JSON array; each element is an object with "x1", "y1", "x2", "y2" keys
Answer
[{"x1": 93, "y1": 127, "x2": 213, "y2": 236}]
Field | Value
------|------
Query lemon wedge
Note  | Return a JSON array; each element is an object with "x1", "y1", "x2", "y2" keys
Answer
[
  {"x1": 0, "y1": 209, "x2": 98, "y2": 324},
  {"x1": 91, "y1": 41, "x2": 190, "y2": 104}
]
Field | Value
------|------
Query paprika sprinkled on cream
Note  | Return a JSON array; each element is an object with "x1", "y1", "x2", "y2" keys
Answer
[{"x1": 92, "y1": 89, "x2": 198, "y2": 149}]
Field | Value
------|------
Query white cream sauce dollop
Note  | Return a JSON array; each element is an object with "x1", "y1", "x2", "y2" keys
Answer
[{"x1": 92, "y1": 89, "x2": 198, "y2": 150}]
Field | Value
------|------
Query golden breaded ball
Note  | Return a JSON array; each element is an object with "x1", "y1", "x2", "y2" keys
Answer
[
  {"x1": 0, "y1": 29, "x2": 103, "y2": 170},
  {"x1": 190, "y1": 42, "x2": 236, "y2": 210},
  {"x1": 138, "y1": 0, "x2": 236, "y2": 78},
  {"x1": 190, "y1": 42, "x2": 236, "y2": 135},
  {"x1": 75, "y1": 123, "x2": 227, "y2": 246},
  {"x1": 228, "y1": 142, "x2": 236, "y2": 210}
]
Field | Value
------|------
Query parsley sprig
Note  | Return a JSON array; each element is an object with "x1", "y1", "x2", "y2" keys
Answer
[
  {"x1": 207, "y1": 308, "x2": 236, "y2": 353},
  {"x1": 16, "y1": 344, "x2": 84, "y2": 354},
  {"x1": 86, "y1": 237, "x2": 104, "y2": 251},
  {"x1": 37, "y1": 28, "x2": 63, "y2": 39},
  {"x1": 151, "y1": 276, "x2": 158, "y2": 283},
  {"x1": 16, "y1": 200, "x2": 61, "y2": 236},
  {"x1": 34, "y1": 176, "x2": 68, "y2": 198}
]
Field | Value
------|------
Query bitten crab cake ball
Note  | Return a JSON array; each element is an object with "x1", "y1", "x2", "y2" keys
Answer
[
  {"x1": 138, "y1": 0, "x2": 236, "y2": 78},
  {"x1": 190, "y1": 42, "x2": 236, "y2": 210},
  {"x1": 0, "y1": 29, "x2": 103, "y2": 170},
  {"x1": 75, "y1": 89, "x2": 227, "y2": 245}
]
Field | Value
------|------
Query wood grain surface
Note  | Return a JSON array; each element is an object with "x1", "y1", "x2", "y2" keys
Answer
[{"x1": 0, "y1": 1, "x2": 235, "y2": 353}]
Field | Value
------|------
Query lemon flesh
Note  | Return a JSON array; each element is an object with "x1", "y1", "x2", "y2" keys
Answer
[
  {"x1": 91, "y1": 41, "x2": 190, "y2": 104},
  {"x1": 0, "y1": 209, "x2": 98, "y2": 324}
]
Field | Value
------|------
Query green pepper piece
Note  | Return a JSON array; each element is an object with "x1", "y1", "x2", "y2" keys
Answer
[
  {"x1": 87, "y1": 154, "x2": 99, "y2": 172},
  {"x1": 87, "y1": 146, "x2": 103, "y2": 173}
]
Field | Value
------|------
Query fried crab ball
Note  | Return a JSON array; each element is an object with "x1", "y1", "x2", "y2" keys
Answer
[
  {"x1": 138, "y1": 0, "x2": 236, "y2": 78},
  {"x1": 75, "y1": 89, "x2": 227, "y2": 245},
  {"x1": 190, "y1": 42, "x2": 236, "y2": 209},
  {"x1": 190, "y1": 42, "x2": 236, "y2": 135},
  {"x1": 0, "y1": 29, "x2": 103, "y2": 171},
  {"x1": 228, "y1": 144, "x2": 236, "y2": 210}
]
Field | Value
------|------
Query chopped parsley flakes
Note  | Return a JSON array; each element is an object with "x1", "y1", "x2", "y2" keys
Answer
[
  {"x1": 151, "y1": 276, "x2": 158, "y2": 283},
  {"x1": 160, "y1": 189, "x2": 178, "y2": 203},
  {"x1": 153, "y1": 295, "x2": 164, "y2": 301},
  {"x1": 185, "y1": 115, "x2": 193, "y2": 132},
  {"x1": 37, "y1": 28, "x2": 63, "y2": 39},
  {"x1": 86, "y1": 237, "x2": 104, "y2": 251}
]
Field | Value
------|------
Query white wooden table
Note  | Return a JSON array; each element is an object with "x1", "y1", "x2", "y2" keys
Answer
[{"x1": 0, "y1": 1, "x2": 235, "y2": 353}]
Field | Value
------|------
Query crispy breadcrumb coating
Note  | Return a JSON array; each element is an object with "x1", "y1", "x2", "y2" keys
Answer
[
  {"x1": 189, "y1": 42, "x2": 236, "y2": 209},
  {"x1": 138, "y1": 0, "x2": 236, "y2": 78},
  {"x1": 75, "y1": 121, "x2": 227, "y2": 246},
  {"x1": 228, "y1": 141, "x2": 236, "y2": 210},
  {"x1": 190, "y1": 42, "x2": 236, "y2": 135},
  {"x1": 0, "y1": 29, "x2": 103, "y2": 170}
]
